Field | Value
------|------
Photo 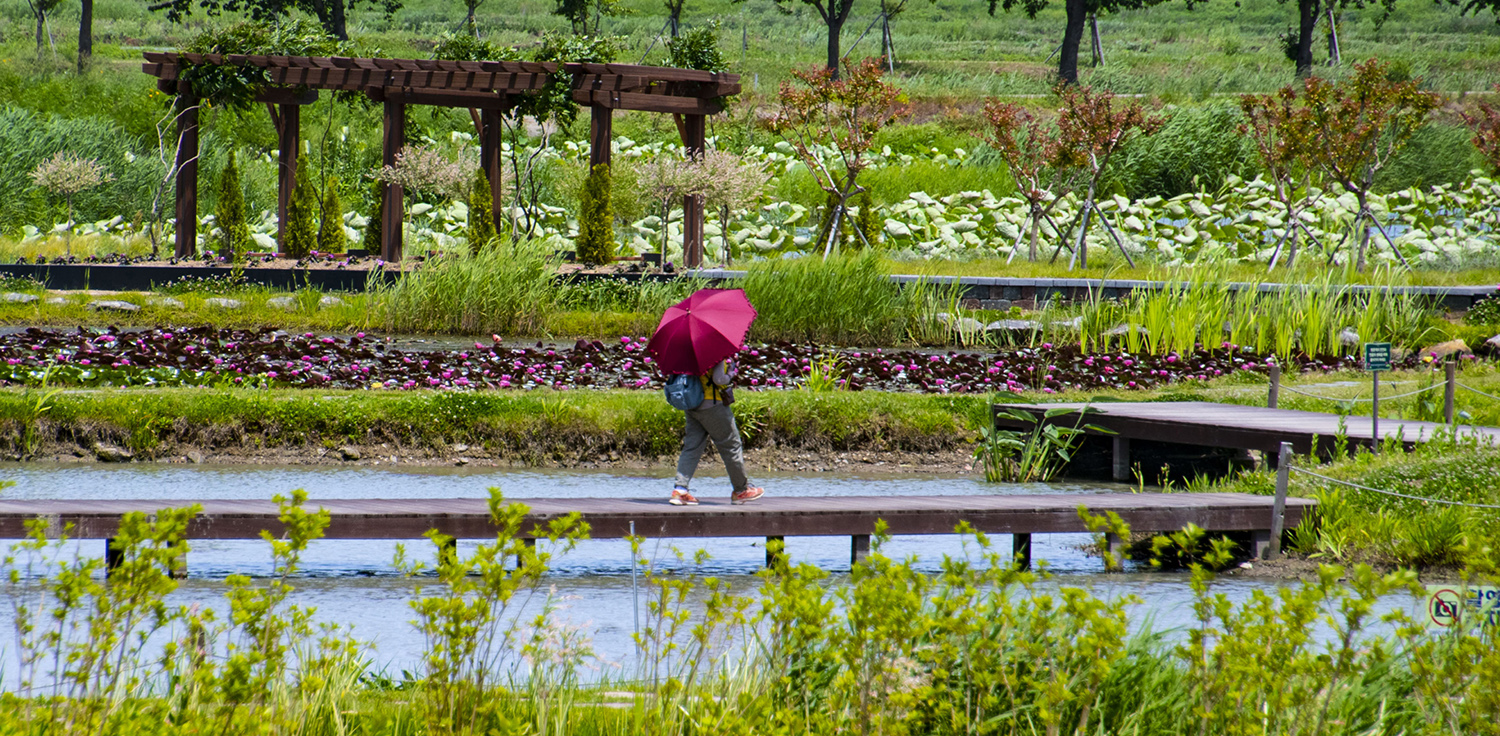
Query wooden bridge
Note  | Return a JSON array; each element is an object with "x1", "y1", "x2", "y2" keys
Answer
[
  {"x1": 995, "y1": 401, "x2": 1500, "y2": 481},
  {"x1": 0, "y1": 492, "x2": 1311, "y2": 572}
]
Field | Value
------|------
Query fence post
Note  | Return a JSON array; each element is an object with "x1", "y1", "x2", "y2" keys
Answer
[
  {"x1": 1445, "y1": 358, "x2": 1457, "y2": 427},
  {"x1": 1267, "y1": 441, "x2": 1292, "y2": 560},
  {"x1": 1268, "y1": 362, "x2": 1281, "y2": 409}
]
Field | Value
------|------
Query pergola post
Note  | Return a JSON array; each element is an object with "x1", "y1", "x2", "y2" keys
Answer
[
  {"x1": 589, "y1": 104, "x2": 613, "y2": 170},
  {"x1": 681, "y1": 114, "x2": 706, "y2": 269},
  {"x1": 173, "y1": 84, "x2": 199, "y2": 259},
  {"x1": 276, "y1": 103, "x2": 301, "y2": 254},
  {"x1": 481, "y1": 108, "x2": 505, "y2": 238},
  {"x1": 381, "y1": 99, "x2": 406, "y2": 262}
]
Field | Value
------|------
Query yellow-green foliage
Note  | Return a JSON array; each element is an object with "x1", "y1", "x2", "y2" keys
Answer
[
  {"x1": 361, "y1": 181, "x2": 383, "y2": 254},
  {"x1": 316, "y1": 175, "x2": 346, "y2": 254},
  {"x1": 214, "y1": 150, "x2": 252, "y2": 259},
  {"x1": 467, "y1": 166, "x2": 497, "y2": 250},
  {"x1": 575, "y1": 162, "x2": 613, "y2": 265},
  {"x1": 282, "y1": 155, "x2": 317, "y2": 258}
]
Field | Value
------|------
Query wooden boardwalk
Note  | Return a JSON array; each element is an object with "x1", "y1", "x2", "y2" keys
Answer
[
  {"x1": 996, "y1": 401, "x2": 1500, "y2": 480},
  {"x1": 0, "y1": 493, "x2": 1311, "y2": 568}
]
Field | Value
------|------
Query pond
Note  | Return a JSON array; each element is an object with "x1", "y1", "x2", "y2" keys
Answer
[{"x1": 0, "y1": 464, "x2": 1426, "y2": 680}]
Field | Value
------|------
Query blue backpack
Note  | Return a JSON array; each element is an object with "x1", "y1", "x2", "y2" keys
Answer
[{"x1": 664, "y1": 373, "x2": 705, "y2": 411}]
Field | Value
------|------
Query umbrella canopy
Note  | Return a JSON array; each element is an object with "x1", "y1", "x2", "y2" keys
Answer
[{"x1": 647, "y1": 288, "x2": 758, "y2": 375}]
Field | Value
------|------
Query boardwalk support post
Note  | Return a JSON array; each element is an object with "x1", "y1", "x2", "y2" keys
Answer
[
  {"x1": 105, "y1": 537, "x2": 124, "y2": 574},
  {"x1": 1104, "y1": 532, "x2": 1124, "y2": 571},
  {"x1": 1445, "y1": 359, "x2": 1456, "y2": 426},
  {"x1": 766, "y1": 536, "x2": 785, "y2": 568},
  {"x1": 1012, "y1": 533, "x2": 1032, "y2": 570},
  {"x1": 1268, "y1": 362, "x2": 1280, "y2": 409},
  {"x1": 1111, "y1": 437, "x2": 1131, "y2": 482},
  {"x1": 1267, "y1": 441, "x2": 1292, "y2": 560},
  {"x1": 850, "y1": 534, "x2": 869, "y2": 566},
  {"x1": 517, "y1": 537, "x2": 536, "y2": 569}
]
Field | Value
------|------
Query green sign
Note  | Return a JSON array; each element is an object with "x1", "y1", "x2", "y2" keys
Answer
[{"x1": 1364, "y1": 342, "x2": 1392, "y2": 372}]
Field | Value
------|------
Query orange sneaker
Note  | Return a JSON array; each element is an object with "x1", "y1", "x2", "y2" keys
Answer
[
  {"x1": 669, "y1": 487, "x2": 699, "y2": 506},
  {"x1": 731, "y1": 487, "x2": 764, "y2": 505}
]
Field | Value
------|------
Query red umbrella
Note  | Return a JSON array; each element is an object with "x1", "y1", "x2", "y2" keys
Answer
[{"x1": 647, "y1": 288, "x2": 758, "y2": 375}]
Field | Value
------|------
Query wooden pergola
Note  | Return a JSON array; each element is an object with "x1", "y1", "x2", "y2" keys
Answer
[{"x1": 142, "y1": 52, "x2": 739, "y2": 266}]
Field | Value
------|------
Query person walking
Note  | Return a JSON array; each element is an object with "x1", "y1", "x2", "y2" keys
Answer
[
  {"x1": 646, "y1": 288, "x2": 766, "y2": 507},
  {"x1": 669, "y1": 357, "x2": 764, "y2": 507}
]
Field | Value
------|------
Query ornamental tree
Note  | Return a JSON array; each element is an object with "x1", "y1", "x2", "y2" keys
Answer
[
  {"x1": 466, "y1": 167, "x2": 499, "y2": 251},
  {"x1": 575, "y1": 163, "x2": 615, "y2": 265},
  {"x1": 152, "y1": 0, "x2": 399, "y2": 40},
  {"x1": 1053, "y1": 84, "x2": 1163, "y2": 268},
  {"x1": 766, "y1": 57, "x2": 907, "y2": 258},
  {"x1": 1294, "y1": 59, "x2": 1440, "y2": 271},
  {"x1": 982, "y1": 101, "x2": 1088, "y2": 262},
  {"x1": 283, "y1": 155, "x2": 318, "y2": 258},
  {"x1": 317, "y1": 176, "x2": 347, "y2": 254},
  {"x1": 30, "y1": 152, "x2": 113, "y2": 257},
  {"x1": 216, "y1": 150, "x2": 253, "y2": 260},
  {"x1": 693, "y1": 150, "x2": 771, "y2": 266},
  {"x1": 637, "y1": 154, "x2": 705, "y2": 259},
  {"x1": 1239, "y1": 88, "x2": 1318, "y2": 269},
  {"x1": 1461, "y1": 84, "x2": 1500, "y2": 177}
]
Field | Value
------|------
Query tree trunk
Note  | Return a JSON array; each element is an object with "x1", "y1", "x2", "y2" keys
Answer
[
  {"x1": 35, "y1": 10, "x2": 45, "y2": 57},
  {"x1": 466, "y1": 6, "x2": 477, "y2": 34},
  {"x1": 670, "y1": 8, "x2": 681, "y2": 37},
  {"x1": 1028, "y1": 206, "x2": 1040, "y2": 261},
  {"x1": 78, "y1": 0, "x2": 93, "y2": 72},
  {"x1": 332, "y1": 0, "x2": 348, "y2": 40},
  {"x1": 1058, "y1": 0, "x2": 1088, "y2": 85},
  {"x1": 1354, "y1": 192, "x2": 1370, "y2": 272},
  {"x1": 1296, "y1": 0, "x2": 1318, "y2": 79},
  {"x1": 827, "y1": 16, "x2": 845, "y2": 78}
]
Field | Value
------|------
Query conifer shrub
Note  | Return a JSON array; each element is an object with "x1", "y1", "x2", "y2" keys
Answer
[
  {"x1": 575, "y1": 162, "x2": 614, "y2": 265},
  {"x1": 467, "y1": 167, "x2": 497, "y2": 251},
  {"x1": 316, "y1": 175, "x2": 346, "y2": 254},
  {"x1": 215, "y1": 150, "x2": 253, "y2": 260},
  {"x1": 362, "y1": 180, "x2": 383, "y2": 255},
  {"x1": 282, "y1": 155, "x2": 317, "y2": 258}
]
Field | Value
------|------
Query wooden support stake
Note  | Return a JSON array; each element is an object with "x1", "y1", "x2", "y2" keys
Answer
[
  {"x1": 1445, "y1": 359, "x2": 1457, "y2": 427},
  {"x1": 1268, "y1": 362, "x2": 1281, "y2": 409},
  {"x1": 276, "y1": 103, "x2": 301, "y2": 253},
  {"x1": 850, "y1": 534, "x2": 870, "y2": 566},
  {"x1": 381, "y1": 100, "x2": 406, "y2": 263},
  {"x1": 1267, "y1": 441, "x2": 1291, "y2": 560},
  {"x1": 1012, "y1": 532, "x2": 1032, "y2": 571},
  {"x1": 481, "y1": 108, "x2": 505, "y2": 240},
  {"x1": 1111, "y1": 436, "x2": 1131, "y2": 482},
  {"x1": 681, "y1": 113, "x2": 706, "y2": 269},
  {"x1": 765, "y1": 535, "x2": 785, "y2": 569},
  {"x1": 173, "y1": 87, "x2": 199, "y2": 259}
]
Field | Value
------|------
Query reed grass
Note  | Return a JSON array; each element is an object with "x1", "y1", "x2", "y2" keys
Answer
[
  {"x1": 740, "y1": 250, "x2": 944, "y2": 345},
  {"x1": 370, "y1": 238, "x2": 560, "y2": 336}
]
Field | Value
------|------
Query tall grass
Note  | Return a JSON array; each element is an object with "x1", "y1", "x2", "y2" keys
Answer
[
  {"x1": 371, "y1": 237, "x2": 559, "y2": 335},
  {"x1": 1080, "y1": 267, "x2": 1437, "y2": 357},
  {"x1": 742, "y1": 250, "x2": 937, "y2": 344}
]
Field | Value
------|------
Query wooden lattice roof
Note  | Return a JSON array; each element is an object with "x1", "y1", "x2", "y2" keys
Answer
[{"x1": 142, "y1": 52, "x2": 739, "y2": 115}]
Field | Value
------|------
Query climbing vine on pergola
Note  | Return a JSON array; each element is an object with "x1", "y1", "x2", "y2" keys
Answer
[{"x1": 142, "y1": 50, "x2": 739, "y2": 265}]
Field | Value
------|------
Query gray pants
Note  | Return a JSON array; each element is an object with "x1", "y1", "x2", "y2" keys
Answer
[{"x1": 675, "y1": 402, "x2": 749, "y2": 493}]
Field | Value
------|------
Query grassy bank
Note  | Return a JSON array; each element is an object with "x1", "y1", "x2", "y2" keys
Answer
[{"x1": 0, "y1": 387, "x2": 991, "y2": 461}]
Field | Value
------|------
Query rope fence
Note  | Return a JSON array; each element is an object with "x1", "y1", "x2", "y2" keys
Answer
[
  {"x1": 1277, "y1": 382, "x2": 1443, "y2": 403},
  {"x1": 1289, "y1": 465, "x2": 1500, "y2": 511},
  {"x1": 1457, "y1": 382, "x2": 1500, "y2": 404}
]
